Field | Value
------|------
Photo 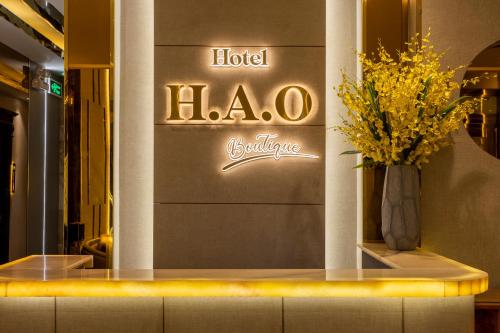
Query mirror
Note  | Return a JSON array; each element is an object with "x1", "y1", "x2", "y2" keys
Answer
[{"x1": 461, "y1": 41, "x2": 500, "y2": 158}]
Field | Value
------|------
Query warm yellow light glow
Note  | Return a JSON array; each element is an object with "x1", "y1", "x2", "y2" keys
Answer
[
  {"x1": 1, "y1": 277, "x2": 487, "y2": 298},
  {"x1": 0, "y1": 61, "x2": 24, "y2": 83},
  {"x1": 0, "y1": 255, "x2": 33, "y2": 270},
  {"x1": 0, "y1": 0, "x2": 64, "y2": 50},
  {"x1": 0, "y1": 74, "x2": 28, "y2": 94}
]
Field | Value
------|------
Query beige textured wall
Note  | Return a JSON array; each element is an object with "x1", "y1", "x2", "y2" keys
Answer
[
  {"x1": 421, "y1": 0, "x2": 500, "y2": 287},
  {"x1": 154, "y1": 0, "x2": 325, "y2": 268}
]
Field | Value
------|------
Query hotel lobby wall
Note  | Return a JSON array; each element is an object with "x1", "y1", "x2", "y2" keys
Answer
[
  {"x1": 420, "y1": 0, "x2": 500, "y2": 287},
  {"x1": 154, "y1": 0, "x2": 325, "y2": 268}
]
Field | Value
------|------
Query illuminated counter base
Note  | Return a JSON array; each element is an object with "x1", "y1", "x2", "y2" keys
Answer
[{"x1": 0, "y1": 270, "x2": 487, "y2": 298}]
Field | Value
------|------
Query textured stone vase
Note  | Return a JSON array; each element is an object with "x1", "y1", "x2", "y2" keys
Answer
[{"x1": 381, "y1": 165, "x2": 420, "y2": 250}]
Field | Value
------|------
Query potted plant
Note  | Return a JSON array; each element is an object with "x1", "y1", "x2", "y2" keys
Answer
[{"x1": 336, "y1": 33, "x2": 481, "y2": 251}]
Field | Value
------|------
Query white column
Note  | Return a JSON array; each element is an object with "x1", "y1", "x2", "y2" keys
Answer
[
  {"x1": 113, "y1": 0, "x2": 154, "y2": 269},
  {"x1": 325, "y1": 0, "x2": 362, "y2": 268}
]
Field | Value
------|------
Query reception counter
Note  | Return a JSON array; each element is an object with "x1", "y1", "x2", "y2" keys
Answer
[{"x1": 0, "y1": 244, "x2": 488, "y2": 333}]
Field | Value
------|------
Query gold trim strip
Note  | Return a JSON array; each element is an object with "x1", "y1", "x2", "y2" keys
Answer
[
  {"x1": 0, "y1": 73, "x2": 28, "y2": 93},
  {"x1": 0, "y1": 0, "x2": 64, "y2": 50}
]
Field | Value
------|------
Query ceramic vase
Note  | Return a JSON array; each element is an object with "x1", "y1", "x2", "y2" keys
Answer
[{"x1": 381, "y1": 165, "x2": 420, "y2": 250}]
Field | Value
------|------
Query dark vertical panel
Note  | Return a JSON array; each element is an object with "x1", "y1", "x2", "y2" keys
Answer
[
  {"x1": 0, "y1": 111, "x2": 14, "y2": 263},
  {"x1": 66, "y1": 70, "x2": 82, "y2": 253},
  {"x1": 103, "y1": 107, "x2": 107, "y2": 201},
  {"x1": 86, "y1": 99, "x2": 90, "y2": 205}
]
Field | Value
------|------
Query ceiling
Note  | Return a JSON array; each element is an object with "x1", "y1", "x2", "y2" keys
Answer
[
  {"x1": 48, "y1": 0, "x2": 63, "y2": 13},
  {"x1": 0, "y1": 0, "x2": 64, "y2": 72}
]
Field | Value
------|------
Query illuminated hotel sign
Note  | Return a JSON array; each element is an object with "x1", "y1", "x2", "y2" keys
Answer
[
  {"x1": 165, "y1": 84, "x2": 313, "y2": 123},
  {"x1": 164, "y1": 47, "x2": 320, "y2": 171},
  {"x1": 211, "y1": 48, "x2": 268, "y2": 68}
]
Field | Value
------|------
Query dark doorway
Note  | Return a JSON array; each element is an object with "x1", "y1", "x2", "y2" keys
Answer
[{"x1": 0, "y1": 109, "x2": 15, "y2": 264}]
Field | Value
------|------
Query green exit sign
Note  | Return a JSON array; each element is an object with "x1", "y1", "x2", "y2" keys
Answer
[{"x1": 49, "y1": 79, "x2": 62, "y2": 97}]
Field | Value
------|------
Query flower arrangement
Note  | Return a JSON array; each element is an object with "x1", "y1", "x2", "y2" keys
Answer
[{"x1": 336, "y1": 32, "x2": 482, "y2": 169}]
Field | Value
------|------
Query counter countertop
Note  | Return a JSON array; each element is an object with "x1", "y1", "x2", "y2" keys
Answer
[
  {"x1": 0, "y1": 255, "x2": 93, "y2": 271},
  {"x1": 0, "y1": 244, "x2": 487, "y2": 298}
]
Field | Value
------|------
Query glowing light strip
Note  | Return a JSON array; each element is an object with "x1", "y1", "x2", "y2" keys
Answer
[
  {"x1": 1, "y1": 277, "x2": 488, "y2": 298},
  {"x1": 0, "y1": 0, "x2": 64, "y2": 50},
  {"x1": 222, "y1": 153, "x2": 319, "y2": 171},
  {"x1": 42, "y1": 92, "x2": 47, "y2": 254}
]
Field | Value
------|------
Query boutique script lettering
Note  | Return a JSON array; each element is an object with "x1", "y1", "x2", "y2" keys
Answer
[{"x1": 222, "y1": 134, "x2": 319, "y2": 171}]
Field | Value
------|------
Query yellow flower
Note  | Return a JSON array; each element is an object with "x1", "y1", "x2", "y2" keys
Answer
[{"x1": 335, "y1": 31, "x2": 481, "y2": 169}]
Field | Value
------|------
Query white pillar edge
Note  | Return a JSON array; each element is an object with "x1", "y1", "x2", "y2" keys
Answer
[
  {"x1": 325, "y1": 0, "x2": 361, "y2": 269},
  {"x1": 355, "y1": 0, "x2": 364, "y2": 269},
  {"x1": 113, "y1": 0, "x2": 154, "y2": 269},
  {"x1": 112, "y1": 0, "x2": 121, "y2": 269}
]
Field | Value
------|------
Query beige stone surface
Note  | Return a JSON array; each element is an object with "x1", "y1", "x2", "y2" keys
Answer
[
  {"x1": 284, "y1": 297, "x2": 402, "y2": 333},
  {"x1": 56, "y1": 297, "x2": 163, "y2": 333},
  {"x1": 324, "y1": 0, "x2": 360, "y2": 269},
  {"x1": 154, "y1": 125, "x2": 324, "y2": 204},
  {"x1": 404, "y1": 296, "x2": 474, "y2": 333},
  {"x1": 0, "y1": 297, "x2": 55, "y2": 333},
  {"x1": 155, "y1": 0, "x2": 325, "y2": 46},
  {"x1": 359, "y1": 243, "x2": 469, "y2": 269},
  {"x1": 420, "y1": 0, "x2": 500, "y2": 288},
  {"x1": 154, "y1": 0, "x2": 325, "y2": 269},
  {"x1": 154, "y1": 203, "x2": 324, "y2": 268},
  {"x1": 0, "y1": 255, "x2": 93, "y2": 270},
  {"x1": 154, "y1": 46, "x2": 325, "y2": 125},
  {"x1": 164, "y1": 297, "x2": 282, "y2": 333}
]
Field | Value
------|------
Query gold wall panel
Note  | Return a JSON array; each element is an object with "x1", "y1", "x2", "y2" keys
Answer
[
  {"x1": 65, "y1": 0, "x2": 112, "y2": 68},
  {"x1": 79, "y1": 69, "x2": 111, "y2": 241}
]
